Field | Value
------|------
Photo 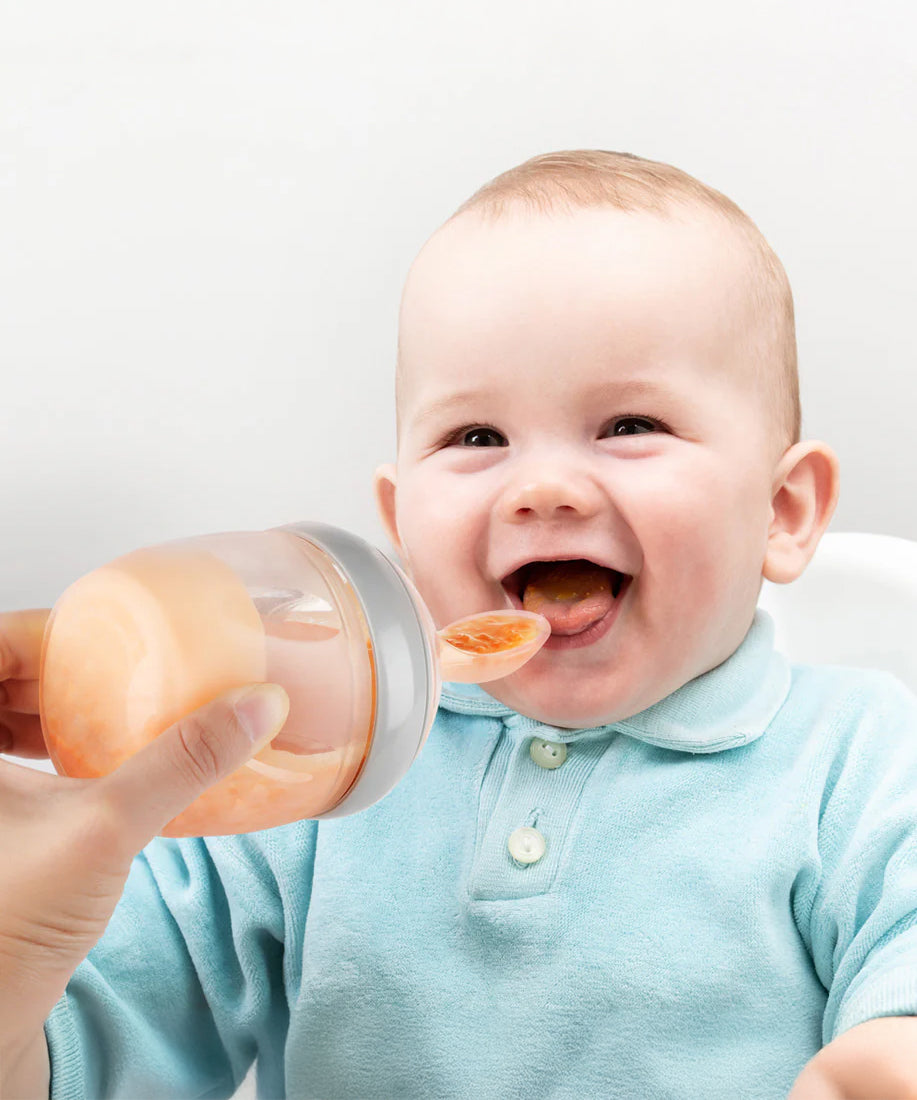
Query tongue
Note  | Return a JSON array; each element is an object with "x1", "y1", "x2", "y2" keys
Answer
[{"x1": 521, "y1": 560, "x2": 616, "y2": 635}]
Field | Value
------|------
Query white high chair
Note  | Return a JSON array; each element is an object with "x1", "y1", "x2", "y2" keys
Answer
[{"x1": 756, "y1": 531, "x2": 917, "y2": 695}]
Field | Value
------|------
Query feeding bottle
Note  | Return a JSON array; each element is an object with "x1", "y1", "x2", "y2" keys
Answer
[{"x1": 39, "y1": 521, "x2": 550, "y2": 837}]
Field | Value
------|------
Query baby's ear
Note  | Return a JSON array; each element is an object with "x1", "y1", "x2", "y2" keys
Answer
[
  {"x1": 762, "y1": 441, "x2": 840, "y2": 584},
  {"x1": 372, "y1": 463, "x2": 403, "y2": 555}
]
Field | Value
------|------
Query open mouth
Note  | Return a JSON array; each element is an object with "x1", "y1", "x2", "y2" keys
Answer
[
  {"x1": 500, "y1": 558, "x2": 632, "y2": 651},
  {"x1": 501, "y1": 559, "x2": 631, "y2": 607}
]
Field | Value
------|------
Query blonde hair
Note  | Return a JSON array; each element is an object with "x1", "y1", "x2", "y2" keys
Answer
[{"x1": 398, "y1": 150, "x2": 800, "y2": 452}]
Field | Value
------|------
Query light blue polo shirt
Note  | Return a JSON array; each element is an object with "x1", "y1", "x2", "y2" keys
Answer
[{"x1": 45, "y1": 611, "x2": 917, "y2": 1099}]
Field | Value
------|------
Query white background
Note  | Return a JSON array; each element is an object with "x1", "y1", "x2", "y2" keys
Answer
[
  {"x1": 2, "y1": 0, "x2": 915, "y2": 612},
  {"x1": 1, "y1": 6, "x2": 914, "y2": 1095}
]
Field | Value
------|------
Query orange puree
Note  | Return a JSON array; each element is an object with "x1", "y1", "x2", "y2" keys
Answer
[
  {"x1": 436, "y1": 609, "x2": 550, "y2": 683},
  {"x1": 39, "y1": 546, "x2": 367, "y2": 836},
  {"x1": 440, "y1": 613, "x2": 541, "y2": 654}
]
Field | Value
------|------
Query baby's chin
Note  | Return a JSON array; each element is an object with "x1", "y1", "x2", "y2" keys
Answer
[{"x1": 480, "y1": 673, "x2": 649, "y2": 731}]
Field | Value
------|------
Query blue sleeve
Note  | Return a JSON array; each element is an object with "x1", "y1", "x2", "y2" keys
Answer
[
  {"x1": 796, "y1": 672, "x2": 917, "y2": 1043},
  {"x1": 44, "y1": 819, "x2": 317, "y2": 1099}
]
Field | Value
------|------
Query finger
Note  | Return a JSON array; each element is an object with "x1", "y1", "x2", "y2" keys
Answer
[
  {"x1": 0, "y1": 609, "x2": 51, "y2": 681},
  {"x1": 98, "y1": 682, "x2": 290, "y2": 845},
  {"x1": 0, "y1": 711, "x2": 49, "y2": 759},
  {"x1": 0, "y1": 677, "x2": 41, "y2": 713}
]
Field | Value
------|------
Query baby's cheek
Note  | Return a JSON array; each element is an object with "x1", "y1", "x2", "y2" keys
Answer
[
  {"x1": 398, "y1": 479, "x2": 481, "y2": 565},
  {"x1": 398, "y1": 473, "x2": 464, "y2": 539},
  {"x1": 663, "y1": 490, "x2": 768, "y2": 615},
  {"x1": 629, "y1": 484, "x2": 743, "y2": 594},
  {"x1": 389, "y1": 529, "x2": 456, "y2": 623}
]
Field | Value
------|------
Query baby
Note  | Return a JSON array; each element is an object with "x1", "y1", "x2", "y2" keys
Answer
[{"x1": 2, "y1": 150, "x2": 917, "y2": 1100}]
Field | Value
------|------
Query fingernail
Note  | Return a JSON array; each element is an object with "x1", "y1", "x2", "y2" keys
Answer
[{"x1": 233, "y1": 684, "x2": 290, "y2": 745}]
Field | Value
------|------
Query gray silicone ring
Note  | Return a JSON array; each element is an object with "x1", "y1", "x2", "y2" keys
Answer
[{"x1": 281, "y1": 521, "x2": 438, "y2": 818}]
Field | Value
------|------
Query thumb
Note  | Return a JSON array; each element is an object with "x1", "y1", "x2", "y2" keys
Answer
[{"x1": 99, "y1": 682, "x2": 290, "y2": 845}]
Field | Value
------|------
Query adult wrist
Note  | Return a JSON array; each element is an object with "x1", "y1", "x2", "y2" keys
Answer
[{"x1": 0, "y1": 1028, "x2": 51, "y2": 1099}]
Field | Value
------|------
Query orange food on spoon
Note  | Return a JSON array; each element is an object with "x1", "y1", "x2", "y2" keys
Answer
[{"x1": 436, "y1": 609, "x2": 550, "y2": 683}]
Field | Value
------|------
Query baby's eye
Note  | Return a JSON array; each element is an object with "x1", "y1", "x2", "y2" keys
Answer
[
  {"x1": 449, "y1": 424, "x2": 507, "y2": 448},
  {"x1": 608, "y1": 416, "x2": 661, "y2": 437}
]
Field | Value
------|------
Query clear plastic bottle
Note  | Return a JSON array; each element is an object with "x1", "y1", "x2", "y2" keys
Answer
[{"x1": 39, "y1": 521, "x2": 549, "y2": 836}]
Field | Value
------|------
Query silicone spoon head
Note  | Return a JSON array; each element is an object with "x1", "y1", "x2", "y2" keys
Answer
[{"x1": 435, "y1": 609, "x2": 551, "y2": 683}]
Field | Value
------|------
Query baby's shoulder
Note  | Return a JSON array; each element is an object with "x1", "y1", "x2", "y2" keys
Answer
[
  {"x1": 787, "y1": 659, "x2": 915, "y2": 718},
  {"x1": 780, "y1": 660, "x2": 917, "y2": 770}
]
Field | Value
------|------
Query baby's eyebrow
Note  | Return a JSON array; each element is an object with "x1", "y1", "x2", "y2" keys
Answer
[
  {"x1": 411, "y1": 378, "x2": 680, "y2": 431},
  {"x1": 411, "y1": 390, "x2": 500, "y2": 431}
]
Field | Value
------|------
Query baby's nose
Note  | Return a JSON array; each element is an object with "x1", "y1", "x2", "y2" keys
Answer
[{"x1": 499, "y1": 470, "x2": 603, "y2": 522}]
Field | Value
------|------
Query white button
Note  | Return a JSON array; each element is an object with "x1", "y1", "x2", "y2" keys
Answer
[
  {"x1": 529, "y1": 738, "x2": 567, "y2": 770},
  {"x1": 508, "y1": 826, "x2": 547, "y2": 865}
]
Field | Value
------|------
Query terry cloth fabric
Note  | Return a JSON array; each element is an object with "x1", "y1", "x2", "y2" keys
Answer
[{"x1": 45, "y1": 610, "x2": 917, "y2": 1099}]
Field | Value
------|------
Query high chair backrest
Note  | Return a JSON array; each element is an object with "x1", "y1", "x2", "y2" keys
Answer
[{"x1": 757, "y1": 531, "x2": 917, "y2": 696}]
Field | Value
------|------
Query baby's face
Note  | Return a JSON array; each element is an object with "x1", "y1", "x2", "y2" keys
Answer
[{"x1": 376, "y1": 206, "x2": 787, "y2": 728}]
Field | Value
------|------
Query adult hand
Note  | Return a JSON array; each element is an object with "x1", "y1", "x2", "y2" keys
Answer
[{"x1": 0, "y1": 609, "x2": 289, "y2": 1063}]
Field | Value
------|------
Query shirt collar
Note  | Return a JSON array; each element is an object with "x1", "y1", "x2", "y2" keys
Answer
[{"x1": 437, "y1": 609, "x2": 791, "y2": 754}]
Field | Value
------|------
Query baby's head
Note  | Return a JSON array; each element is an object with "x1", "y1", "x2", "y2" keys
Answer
[{"x1": 374, "y1": 150, "x2": 839, "y2": 729}]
